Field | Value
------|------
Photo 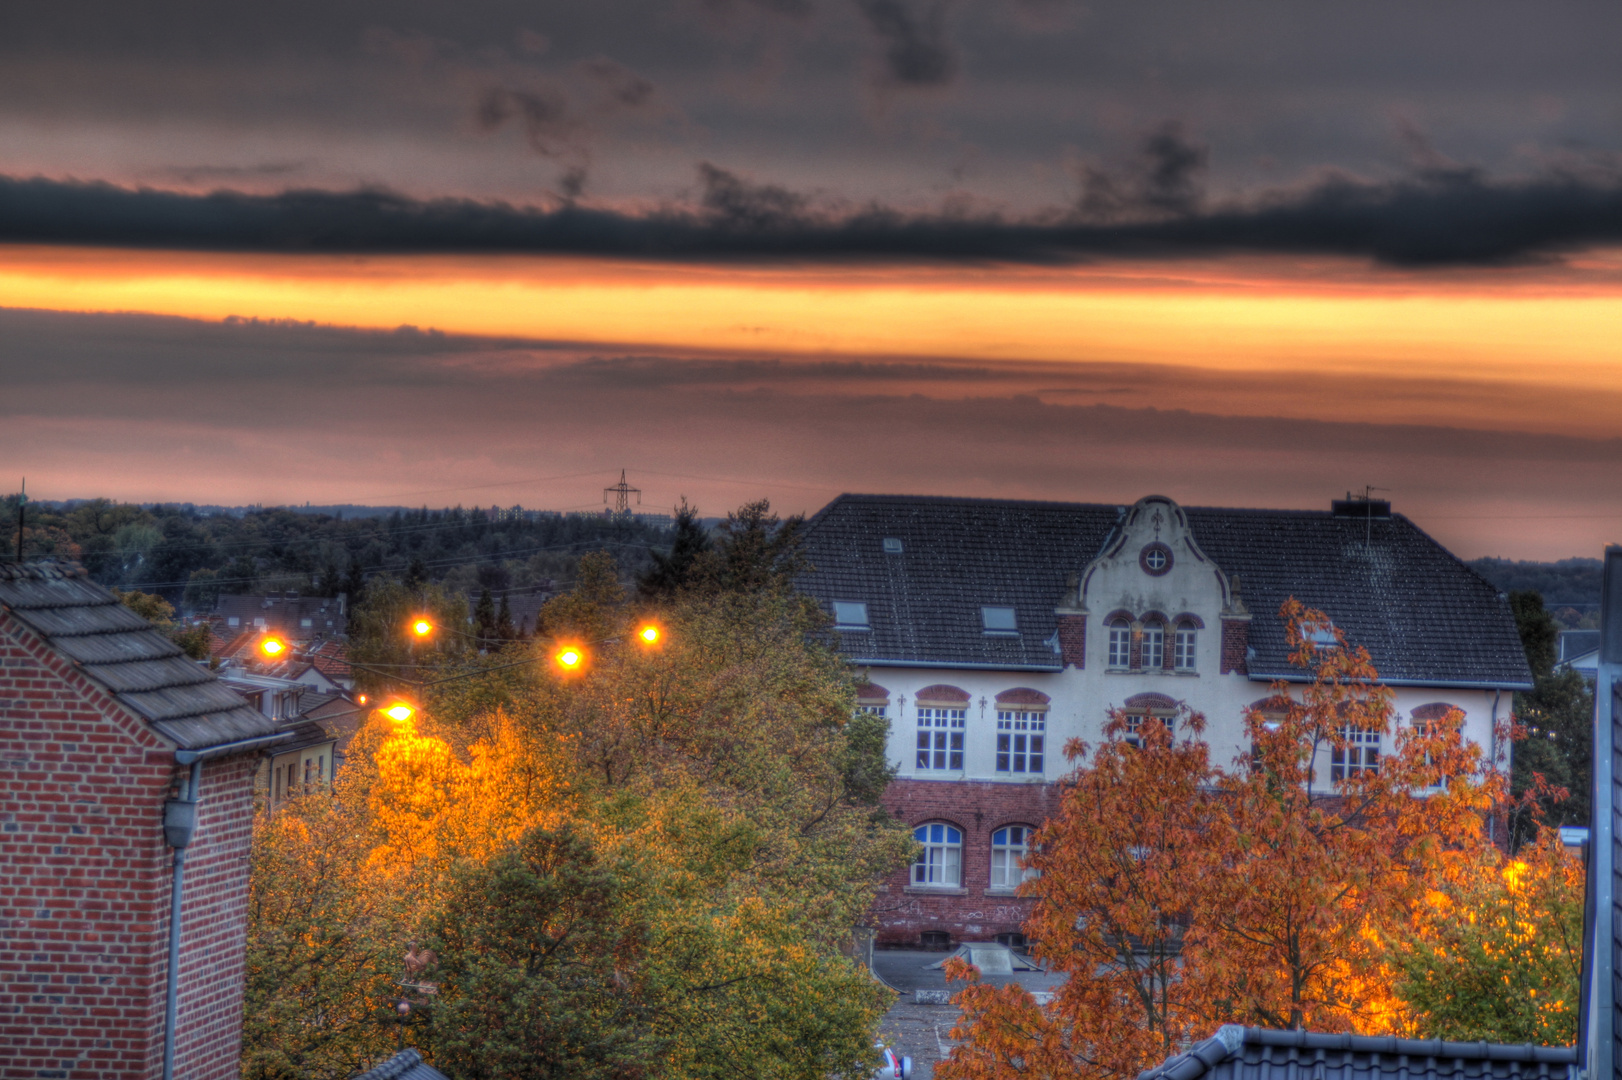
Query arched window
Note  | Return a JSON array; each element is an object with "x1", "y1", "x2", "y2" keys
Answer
[
  {"x1": 912, "y1": 823, "x2": 963, "y2": 887},
  {"x1": 994, "y1": 689, "x2": 1049, "y2": 776},
  {"x1": 1173, "y1": 621, "x2": 1197, "y2": 671},
  {"x1": 1141, "y1": 621, "x2": 1165, "y2": 669},
  {"x1": 856, "y1": 681, "x2": 891, "y2": 718},
  {"x1": 1121, "y1": 693, "x2": 1178, "y2": 748},
  {"x1": 991, "y1": 825, "x2": 1038, "y2": 890},
  {"x1": 916, "y1": 686, "x2": 969, "y2": 771},
  {"x1": 1107, "y1": 618, "x2": 1131, "y2": 668},
  {"x1": 1331, "y1": 726, "x2": 1380, "y2": 781}
]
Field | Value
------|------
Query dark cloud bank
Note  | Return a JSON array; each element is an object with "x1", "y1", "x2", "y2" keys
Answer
[{"x1": 6, "y1": 154, "x2": 1622, "y2": 266}]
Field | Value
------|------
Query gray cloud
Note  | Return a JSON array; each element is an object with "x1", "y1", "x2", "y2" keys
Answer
[
  {"x1": 7, "y1": 156, "x2": 1622, "y2": 265},
  {"x1": 1079, "y1": 122, "x2": 1210, "y2": 221},
  {"x1": 853, "y1": 0, "x2": 955, "y2": 86}
]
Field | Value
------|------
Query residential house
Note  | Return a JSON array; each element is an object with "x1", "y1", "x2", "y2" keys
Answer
[
  {"x1": 796, "y1": 494, "x2": 1532, "y2": 947},
  {"x1": 211, "y1": 592, "x2": 347, "y2": 644},
  {"x1": 0, "y1": 560, "x2": 289, "y2": 1080}
]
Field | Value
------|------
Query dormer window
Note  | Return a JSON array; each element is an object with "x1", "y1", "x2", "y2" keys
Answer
[
  {"x1": 882, "y1": 537, "x2": 904, "y2": 554},
  {"x1": 981, "y1": 606, "x2": 1018, "y2": 635},
  {"x1": 1299, "y1": 622, "x2": 1339, "y2": 650},
  {"x1": 832, "y1": 601, "x2": 869, "y2": 630}
]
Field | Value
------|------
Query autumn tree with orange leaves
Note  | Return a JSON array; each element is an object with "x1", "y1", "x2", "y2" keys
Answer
[{"x1": 940, "y1": 601, "x2": 1510, "y2": 1080}]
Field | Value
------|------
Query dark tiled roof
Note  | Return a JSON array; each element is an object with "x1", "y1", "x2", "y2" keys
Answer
[
  {"x1": 0, "y1": 561, "x2": 280, "y2": 749},
  {"x1": 798, "y1": 495, "x2": 1531, "y2": 688},
  {"x1": 351, "y1": 1049, "x2": 449, "y2": 1080},
  {"x1": 1140, "y1": 1026, "x2": 1574, "y2": 1080},
  {"x1": 799, "y1": 495, "x2": 1117, "y2": 671}
]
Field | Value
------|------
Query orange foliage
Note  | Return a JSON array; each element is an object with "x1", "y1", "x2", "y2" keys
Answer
[{"x1": 940, "y1": 602, "x2": 1507, "y2": 1080}]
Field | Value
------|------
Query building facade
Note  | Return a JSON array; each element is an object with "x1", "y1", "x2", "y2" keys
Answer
[
  {"x1": 797, "y1": 494, "x2": 1532, "y2": 947},
  {"x1": 1, "y1": 561, "x2": 285, "y2": 1079}
]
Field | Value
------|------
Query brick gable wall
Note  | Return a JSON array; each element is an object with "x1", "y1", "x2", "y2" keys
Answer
[
  {"x1": 0, "y1": 614, "x2": 256, "y2": 1080},
  {"x1": 875, "y1": 778, "x2": 1061, "y2": 946},
  {"x1": 1220, "y1": 619, "x2": 1250, "y2": 675}
]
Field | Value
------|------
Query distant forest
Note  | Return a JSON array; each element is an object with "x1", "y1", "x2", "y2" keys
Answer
[
  {"x1": 1469, "y1": 557, "x2": 1604, "y2": 628},
  {"x1": 2, "y1": 495, "x2": 674, "y2": 613}
]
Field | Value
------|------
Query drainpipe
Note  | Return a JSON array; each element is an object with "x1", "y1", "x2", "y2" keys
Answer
[
  {"x1": 162, "y1": 759, "x2": 202, "y2": 1080},
  {"x1": 1489, "y1": 689, "x2": 1501, "y2": 845}
]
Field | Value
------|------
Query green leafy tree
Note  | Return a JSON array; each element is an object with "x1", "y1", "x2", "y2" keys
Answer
[
  {"x1": 347, "y1": 577, "x2": 470, "y2": 696},
  {"x1": 426, "y1": 825, "x2": 659, "y2": 1080},
  {"x1": 1388, "y1": 836, "x2": 1583, "y2": 1045},
  {"x1": 1507, "y1": 591, "x2": 1593, "y2": 844},
  {"x1": 114, "y1": 588, "x2": 210, "y2": 660},
  {"x1": 242, "y1": 785, "x2": 406, "y2": 1080}
]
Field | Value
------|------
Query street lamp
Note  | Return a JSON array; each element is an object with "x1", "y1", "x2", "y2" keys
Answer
[
  {"x1": 554, "y1": 646, "x2": 584, "y2": 672},
  {"x1": 259, "y1": 636, "x2": 287, "y2": 659},
  {"x1": 411, "y1": 618, "x2": 433, "y2": 638},
  {"x1": 637, "y1": 624, "x2": 661, "y2": 646}
]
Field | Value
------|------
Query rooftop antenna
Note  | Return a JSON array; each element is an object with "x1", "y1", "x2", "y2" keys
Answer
[
  {"x1": 1345, "y1": 485, "x2": 1388, "y2": 547},
  {"x1": 604, "y1": 470, "x2": 641, "y2": 518},
  {"x1": 14, "y1": 478, "x2": 24, "y2": 563}
]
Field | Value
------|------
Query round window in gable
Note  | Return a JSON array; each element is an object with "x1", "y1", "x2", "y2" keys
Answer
[{"x1": 1139, "y1": 543, "x2": 1173, "y2": 576}]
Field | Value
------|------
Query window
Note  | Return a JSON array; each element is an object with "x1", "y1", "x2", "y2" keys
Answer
[
  {"x1": 981, "y1": 606, "x2": 1018, "y2": 634},
  {"x1": 912, "y1": 823, "x2": 962, "y2": 887},
  {"x1": 1331, "y1": 726, "x2": 1380, "y2": 781},
  {"x1": 917, "y1": 707, "x2": 966, "y2": 770},
  {"x1": 991, "y1": 825, "x2": 1037, "y2": 889},
  {"x1": 1141, "y1": 623, "x2": 1164, "y2": 669},
  {"x1": 996, "y1": 710, "x2": 1045, "y2": 774},
  {"x1": 304, "y1": 759, "x2": 313, "y2": 785},
  {"x1": 1123, "y1": 713, "x2": 1174, "y2": 748},
  {"x1": 228, "y1": 616, "x2": 240, "y2": 627},
  {"x1": 832, "y1": 601, "x2": 869, "y2": 630},
  {"x1": 856, "y1": 682, "x2": 890, "y2": 719},
  {"x1": 301, "y1": 618, "x2": 313, "y2": 628},
  {"x1": 1174, "y1": 625, "x2": 1197, "y2": 670},
  {"x1": 1107, "y1": 619, "x2": 1131, "y2": 668},
  {"x1": 858, "y1": 704, "x2": 887, "y2": 717},
  {"x1": 318, "y1": 755, "x2": 326, "y2": 780},
  {"x1": 882, "y1": 537, "x2": 904, "y2": 554}
]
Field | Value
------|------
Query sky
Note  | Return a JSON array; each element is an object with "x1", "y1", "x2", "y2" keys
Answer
[{"x1": 3, "y1": 1, "x2": 1622, "y2": 558}]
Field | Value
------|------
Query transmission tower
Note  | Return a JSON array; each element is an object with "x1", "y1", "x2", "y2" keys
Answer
[{"x1": 604, "y1": 470, "x2": 641, "y2": 517}]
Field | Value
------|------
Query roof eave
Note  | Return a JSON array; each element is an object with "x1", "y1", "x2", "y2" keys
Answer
[
  {"x1": 1248, "y1": 670, "x2": 1533, "y2": 691},
  {"x1": 851, "y1": 657, "x2": 1065, "y2": 673}
]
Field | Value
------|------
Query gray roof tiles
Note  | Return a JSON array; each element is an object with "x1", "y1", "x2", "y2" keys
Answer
[
  {"x1": 0, "y1": 560, "x2": 280, "y2": 750},
  {"x1": 350, "y1": 1049, "x2": 449, "y2": 1080},
  {"x1": 1141, "y1": 1026, "x2": 1575, "y2": 1080},
  {"x1": 799, "y1": 495, "x2": 1532, "y2": 689}
]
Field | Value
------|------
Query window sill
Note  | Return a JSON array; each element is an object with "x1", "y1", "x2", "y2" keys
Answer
[
  {"x1": 905, "y1": 885, "x2": 968, "y2": 896},
  {"x1": 992, "y1": 774, "x2": 1048, "y2": 782},
  {"x1": 983, "y1": 888, "x2": 1027, "y2": 898}
]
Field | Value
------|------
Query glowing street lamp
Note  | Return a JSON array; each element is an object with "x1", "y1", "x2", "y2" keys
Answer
[
  {"x1": 259, "y1": 636, "x2": 287, "y2": 659},
  {"x1": 384, "y1": 701, "x2": 416, "y2": 724},
  {"x1": 637, "y1": 624, "x2": 661, "y2": 645},
  {"x1": 554, "y1": 646, "x2": 584, "y2": 672},
  {"x1": 411, "y1": 618, "x2": 433, "y2": 638}
]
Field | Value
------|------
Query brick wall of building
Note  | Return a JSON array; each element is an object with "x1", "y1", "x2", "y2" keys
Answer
[
  {"x1": 0, "y1": 613, "x2": 258, "y2": 1080},
  {"x1": 875, "y1": 778, "x2": 1061, "y2": 947},
  {"x1": 1220, "y1": 619, "x2": 1250, "y2": 675},
  {"x1": 1054, "y1": 615, "x2": 1085, "y2": 669}
]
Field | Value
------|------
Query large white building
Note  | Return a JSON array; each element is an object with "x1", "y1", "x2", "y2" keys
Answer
[{"x1": 797, "y1": 493, "x2": 1532, "y2": 946}]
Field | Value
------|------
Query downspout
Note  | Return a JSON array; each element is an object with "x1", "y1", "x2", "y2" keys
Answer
[
  {"x1": 162, "y1": 759, "x2": 202, "y2": 1080},
  {"x1": 1489, "y1": 689, "x2": 1500, "y2": 846}
]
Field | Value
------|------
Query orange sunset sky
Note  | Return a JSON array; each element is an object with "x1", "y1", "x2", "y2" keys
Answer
[{"x1": 4, "y1": 1, "x2": 1622, "y2": 559}]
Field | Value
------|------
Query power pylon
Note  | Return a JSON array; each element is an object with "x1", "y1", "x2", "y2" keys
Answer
[{"x1": 604, "y1": 470, "x2": 641, "y2": 517}]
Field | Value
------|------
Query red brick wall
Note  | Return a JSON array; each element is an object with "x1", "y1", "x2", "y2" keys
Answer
[
  {"x1": 0, "y1": 614, "x2": 257, "y2": 1080},
  {"x1": 1054, "y1": 615, "x2": 1085, "y2": 669},
  {"x1": 875, "y1": 779, "x2": 1061, "y2": 946},
  {"x1": 1220, "y1": 619, "x2": 1249, "y2": 675}
]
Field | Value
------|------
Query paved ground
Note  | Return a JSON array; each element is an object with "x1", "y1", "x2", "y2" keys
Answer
[{"x1": 872, "y1": 950, "x2": 1066, "y2": 1079}]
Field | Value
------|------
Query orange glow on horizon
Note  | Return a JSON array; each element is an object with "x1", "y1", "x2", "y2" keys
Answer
[{"x1": 2, "y1": 245, "x2": 1621, "y2": 397}]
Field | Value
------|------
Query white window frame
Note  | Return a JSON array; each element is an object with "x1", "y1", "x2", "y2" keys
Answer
[
  {"x1": 990, "y1": 825, "x2": 1037, "y2": 890},
  {"x1": 1141, "y1": 623, "x2": 1164, "y2": 669},
  {"x1": 1123, "y1": 712, "x2": 1174, "y2": 748},
  {"x1": 981, "y1": 605, "x2": 1018, "y2": 635},
  {"x1": 912, "y1": 823, "x2": 963, "y2": 887},
  {"x1": 916, "y1": 707, "x2": 966, "y2": 771},
  {"x1": 857, "y1": 703, "x2": 887, "y2": 717},
  {"x1": 832, "y1": 601, "x2": 869, "y2": 630},
  {"x1": 995, "y1": 710, "x2": 1045, "y2": 775},
  {"x1": 1174, "y1": 626, "x2": 1197, "y2": 670},
  {"x1": 1107, "y1": 620, "x2": 1131, "y2": 668},
  {"x1": 1331, "y1": 725, "x2": 1380, "y2": 781}
]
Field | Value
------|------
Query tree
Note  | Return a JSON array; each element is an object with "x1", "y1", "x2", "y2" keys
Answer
[
  {"x1": 944, "y1": 707, "x2": 1218, "y2": 1079},
  {"x1": 346, "y1": 577, "x2": 470, "y2": 696},
  {"x1": 689, "y1": 499, "x2": 806, "y2": 596},
  {"x1": 425, "y1": 825, "x2": 660, "y2": 1080},
  {"x1": 637, "y1": 499, "x2": 712, "y2": 600},
  {"x1": 940, "y1": 602, "x2": 1507, "y2": 1080},
  {"x1": 1388, "y1": 835, "x2": 1583, "y2": 1045},
  {"x1": 114, "y1": 588, "x2": 211, "y2": 660},
  {"x1": 242, "y1": 784, "x2": 406, "y2": 1080},
  {"x1": 1507, "y1": 591, "x2": 1592, "y2": 844}
]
